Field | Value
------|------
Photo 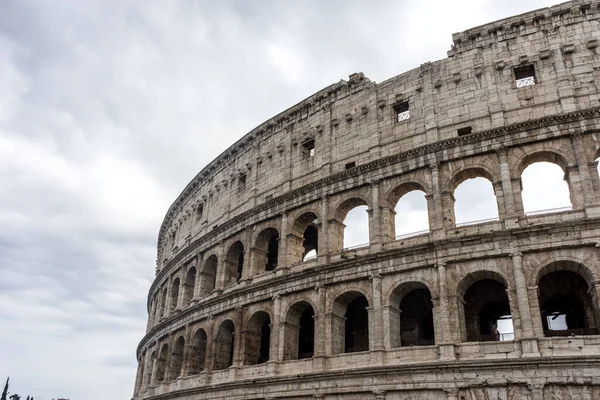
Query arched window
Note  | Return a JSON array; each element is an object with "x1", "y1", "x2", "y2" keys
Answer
[
  {"x1": 290, "y1": 212, "x2": 319, "y2": 263},
  {"x1": 187, "y1": 329, "x2": 207, "y2": 375},
  {"x1": 330, "y1": 198, "x2": 369, "y2": 252},
  {"x1": 454, "y1": 177, "x2": 499, "y2": 226},
  {"x1": 394, "y1": 190, "x2": 429, "y2": 238},
  {"x1": 169, "y1": 278, "x2": 180, "y2": 312},
  {"x1": 538, "y1": 267, "x2": 599, "y2": 336},
  {"x1": 135, "y1": 353, "x2": 145, "y2": 393},
  {"x1": 283, "y1": 301, "x2": 315, "y2": 360},
  {"x1": 183, "y1": 267, "x2": 196, "y2": 305},
  {"x1": 213, "y1": 320, "x2": 235, "y2": 370},
  {"x1": 244, "y1": 311, "x2": 271, "y2": 365},
  {"x1": 200, "y1": 255, "x2": 217, "y2": 296},
  {"x1": 460, "y1": 276, "x2": 513, "y2": 342},
  {"x1": 159, "y1": 288, "x2": 168, "y2": 319},
  {"x1": 389, "y1": 283, "x2": 435, "y2": 347},
  {"x1": 224, "y1": 241, "x2": 245, "y2": 286},
  {"x1": 156, "y1": 343, "x2": 169, "y2": 383},
  {"x1": 168, "y1": 336, "x2": 185, "y2": 380},
  {"x1": 522, "y1": 162, "x2": 572, "y2": 214},
  {"x1": 331, "y1": 292, "x2": 369, "y2": 354},
  {"x1": 144, "y1": 351, "x2": 156, "y2": 387},
  {"x1": 253, "y1": 228, "x2": 280, "y2": 274}
]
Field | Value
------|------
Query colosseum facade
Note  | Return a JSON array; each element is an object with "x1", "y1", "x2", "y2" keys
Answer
[{"x1": 133, "y1": 1, "x2": 600, "y2": 399}]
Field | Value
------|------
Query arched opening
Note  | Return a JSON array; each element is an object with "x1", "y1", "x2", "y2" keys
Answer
[
  {"x1": 394, "y1": 190, "x2": 429, "y2": 238},
  {"x1": 522, "y1": 162, "x2": 572, "y2": 215},
  {"x1": 331, "y1": 291, "x2": 369, "y2": 354},
  {"x1": 200, "y1": 255, "x2": 217, "y2": 296},
  {"x1": 253, "y1": 228, "x2": 280, "y2": 274},
  {"x1": 183, "y1": 267, "x2": 196, "y2": 305},
  {"x1": 333, "y1": 198, "x2": 370, "y2": 251},
  {"x1": 290, "y1": 212, "x2": 319, "y2": 263},
  {"x1": 168, "y1": 336, "x2": 185, "y2": 380},
  {"x1": 389, "y1": 283, "x2": 435, "y2": 347},
  {"x1": 283, "y1": 301, "x2": 315, "y2": 360},
  {"x1": 156, "y1": 343, "x2": 169, "y2": 383},
  {"x1": 213, "y1": 320, "x2": 235, "y2": 370},
  {"x1": 159, "y1": 288, "x2": 167, "y2": 319},
  {"x1": 244, "y1": 311, "x2": 271, "y2": 365},
  {"x1": 454, "y1": 176, "x2": 499, "y2": 226},
  {"x1": 169, "y1": 278, "x2": 180, "y2": 312},
  {"x1": 224, "y1": 241, "x2": 245, "y2": 286},
  {"x1": 136, "y1": 353, "x2": 145, "y2": 393},
  {"x1": 187, "y1": 328, "x2": 207, "y2": 375},
  {"x1": 144, "y1": 351, "x2": 156, "y2": 387},
  {"x1": 461, "y1": 276, "x2": 513, "y2": 342},
  {"x1": 539, "y1": 269, "x2": 599, "y2": 336}
]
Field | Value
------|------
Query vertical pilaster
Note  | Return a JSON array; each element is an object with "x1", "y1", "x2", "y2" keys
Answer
[
  {"x1": 437, "y1": 262, "x2": 455, "y2": 360},
  {"x1": 193, "y1": 254, "x2": 204, "y2": 301},
  {"x1": 164, "y1": 276, "x2": 173, "y2": 318},
  {"x1": 510, "y1": 251, "x2": 540, "y2": 356},
  {"x1": 370, "y1": 273, "x2": 384, "y2": 351},
  {"x1": 571, "y1": 133, "x2": 595, "y2": 207},
  {"x1": 270, "y1": 293, "x2": 282, "y2": 362},
  {"x1": 315, "y1": 284, "x2": 327, "y2": 357},
  {"x1": 370, "y1": 180, "x2": 382, "y2": 251},
  {"x1": 429, "y1": 163, "x2": 445, "y2": 233},
  {"x1": 176, "y1": 272, "x2": 186, "y2": 310},
  {"x1": 497, "y1": 147, "x2": 517, "y2": 217},
  {"x1": 279, "y1": 212, "x2": 289, "y2": 268},
  {"x1": 320, "y1": 196, "x2": 330, "y2": 262}
]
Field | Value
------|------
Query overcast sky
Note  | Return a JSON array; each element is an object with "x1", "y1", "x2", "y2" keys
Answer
[{"x1": 0, "y1": 1, "x2": 577, "y2": 399}]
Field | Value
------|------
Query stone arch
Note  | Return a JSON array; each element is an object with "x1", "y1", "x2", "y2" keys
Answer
[
  {"x1": 183, "y1": 266, "x2": 196, "y2": 305},
  {"x1": 449, "y1": 166, "x2": 500, "y2": 226},
  {"x1": 159, "y1": 287, "x2": 168, "y2": 319},
  {"x1": 213, "y1": 319, "x2": 235, "y2": 370},
  {"x1": 289, "y1": 211, "x2": 320, "y2": 263},
  {"x1": 224, "y1": 240, "x2": 245, "y2": 287},
  {"x1": 169, "y1": 278, "x2": 180, "y2": 313},
  {"x1": 331, "y1": 290, "x2": 370, "y2": 354},
  {"x1": 516, "y1": 150, "x2": 570, "y2": 177},
  {"x1": 156, "y1": 343, "x2": 169, "y2": 383},
  {"x1": 283, "y1": 300, "x2": 316, "y2": 360},
  {"x1": 252, "y1": 227, "x2": 280, "y2": 274},
  {"x1": 200, "y1": 254, "x2": 218, "y2": 296},
  {"x1": 537, "y1": 260, "x2": 599, "y2": 336},
  {"x1": 144, "y1": 350, "x2": 156, "y2": 387},
  {"x1": 388, "y1": 281, "x2": 435, "y2": 348},
  {"x1": 187, "y1": 328, "x2": 208, "y2": 375},
  {"x1": 135, "y1": 352, "x2": 146, "y2": 393},
  {"x1": 243, "y1": 310, "x2": 272, "y2": 365},
  {"x1": 387, "y1": 182, "x2": 430, "y2": 239},
  {"x1": 167, "y1": 335, "x2": 185, "y2": 380},
  {"x1": 457, "y1": 270, "x2": 513, "y2": 342},
  {"x1": 331, "y1": 196, "x2": 371, "y2": 252}
]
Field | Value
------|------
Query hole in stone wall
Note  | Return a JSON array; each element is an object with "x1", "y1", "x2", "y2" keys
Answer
[
  {"x1": 454, "y1": 177, "x2": 499, "y2": 225},
  {"x1": 345, "y1": 161, "x2": 356, "y2": 169},
  {"x1": 514, "y1": 64, "x2": 537, "y2": 87},
  {"x1": 522, "y1": 162, "x2": 572, "y2": 215},
  {"x1": 457, "y1": 126, "x2": 472, "y2": 136},
  {"x1": 343, "y1": 205, "x2": 369, "y2": 249},
  {"x1": 393, "y1": 101, "x2": 410, "y2": 122},
  {"x1": 394, "y1": 190, "x2": 429, "y2": 238},
  {"x1": 302, "y1": 139, "x2": 315, "y2": 158}
]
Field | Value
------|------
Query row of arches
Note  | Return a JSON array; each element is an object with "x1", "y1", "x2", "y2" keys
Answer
[{"x1": 139, "y1": 262, "x2": 600, "y2": 392}]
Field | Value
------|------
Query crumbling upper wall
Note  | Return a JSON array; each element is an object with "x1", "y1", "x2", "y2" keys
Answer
[{"x1": 156, "y1": 0, "x2": 600, "y2": 271}]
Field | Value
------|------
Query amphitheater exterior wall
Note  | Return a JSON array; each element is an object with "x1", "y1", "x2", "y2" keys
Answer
[{"x1": 135, "y1": 1, "x2": 600, "y2": 399}]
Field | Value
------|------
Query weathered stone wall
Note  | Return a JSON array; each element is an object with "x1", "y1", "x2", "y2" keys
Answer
[{"x1": 134, "y1": 1, "x2": 600, "y2": 399}]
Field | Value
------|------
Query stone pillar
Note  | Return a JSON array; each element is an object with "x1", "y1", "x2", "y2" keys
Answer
[
  {"x1": 571, "y1": 133, "x2": 595, "y2": 207},
  {"x1": 149, "y1": 357, "x2": 158, "y2": 386},
  {"x1": 510, "y1": 252, "x2": 539, "y2": 356},
  {"x1": 373, "y1": 390, "x2": 386, "y2": 400},
  {"x1": 567, "y1": 165, "x2": 585, "y2": 210},
  {"x1": 315, "y1": 284, "x2": 327, "y2": 357},
  {"x1": 370, "y1": 180, "x2": 383, "y2": 251},
  {"x1": 437, "y1": 262, "x2": 455, "y2": 360},
  {"x1": 232, "y1": 307, "x2": 244, "y2": 368},
  {"x1": 164, "y1": 276, "x2": 173, "y2": 319},
  {"x1": 529, "y1": 383, "x2": 544, "y2": 400},
  {"x1": 279, "y1": 212, "x2": 289, "y2": 268},
  {"x1": 205, "y1": 317, "x2": 215, "y2": 373},
  {"x1": 444, "y1": 389, "x2": 459, "y2": 400},
  {"x1": 192, "y1": 255, "x2": 204, "y2": 301},
  {"x1": 429, "y1": 163, "x2": 445, "y2": 234},
  {"x1": 147, "y1": 299, "x2": 157, "y2": 332},
  {"x1": 528, "y1": 286, "x2": 544, "y2": 337},
  {"x1": 496, "y1": 146, "x2": 517, "y2": 226},
  {"x1": 176, "y1": 273, "x2": 186, "y2": 310},
  {"x1": 320, "y1": 196, "x2": 330, "y2": 262},
  {"x1": 180, "y1": 325, "x2": 193, "y2": 377},
  {"x1": 215, "y1": 242, "x2": 226, "y2": 290},
  {"x1": 270, "y1": 293, "x2": 282, "y2": 362},
  {"x1": 370, "y1": 273, "x2": 385, "y2": 351}
]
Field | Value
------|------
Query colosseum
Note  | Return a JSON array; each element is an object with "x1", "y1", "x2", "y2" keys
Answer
[{"x1": 133, "y1": 1, "x2": 600, "y2": 399}]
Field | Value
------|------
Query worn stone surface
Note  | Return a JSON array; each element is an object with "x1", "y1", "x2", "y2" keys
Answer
[{"x1": 133, "y1": 1, "x2": 600, "y2": 399}]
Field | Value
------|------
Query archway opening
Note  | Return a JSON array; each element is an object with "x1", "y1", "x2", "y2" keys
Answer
[
  {"x1": 343, "y1": 205, "x2": 370, "y2": 249},
  {"x1": 254, "y1": 228, "x2": 279, "y2": 273},
  {"x1": 454, "y1": 177, "x2": 499, "y2": 226},
  {"x1": 225, "y1": 241, "x2": 245, "y2": 286},
  {"x1": 159, "y1": 288, "x2": 167, "y2": 319},
  {"x1": 144, "y1": 351, "x2": 156, "y2": 387},
  {"x1": 188, "y1": 329, "x2": 207, "y2": 375},
  {"x1": 183, "y1": 267, "x2": 196, "y2": 305},
  {"x1": 244, "y1": 311, "x2": 271, "y2": 365},
  {"x1": 156, "y1": 343, "x2": 169, "y2": 383},
  {"x1": 213, "y1": 320, "x2": 235, "y2": 370},
  {"x1": 394, "y1": 190, "x2": 429, "y2": 238},
  {"x1": 331, "y1": 291, "x2": 369, "y2": 354},
  {"x1": 463, "y1": 278, "x2": 513, "y2": 342},
  {"x1": 168, "y1": 336, "x2": 185, "y2": 380},
  {"x1": 522, "y1": 162, "x2": 572, "y2": 214},
  {"x1": 200, "y1": 255, "x2": 217, "y2": 296},
  {"x1": 539, "y1": 270, "x2": 598, "y2": 336},
  {"x1": 169, "y1": 278, "x2": 180, "y2": 312},
  {"x1": 291, "y1": 212, "x2": 319, "y2": 263},
  {"x1": 283, "y1": 301, "x2": 315, "y2": 360},
  {"x1": 400, "y1": 288, "x2": 435, "y2": 346}
]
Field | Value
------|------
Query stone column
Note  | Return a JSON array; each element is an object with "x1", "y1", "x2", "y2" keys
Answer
[
  {"x1": 429, "y1": 163, "x2": 445, "y2": 234},
  {"x1": 176, "y1": 273, "x2": 186, "y2": 310},
  {"x1": 370, "y1": 180, "x2": 383, "y2": 251},
  {"x1": 444, "y1": 389, "x2": 459, "y2": 400},
  {"x1": 497, "y1": 147, "x2": 516, "y2": 217},
  {"x1": 437, "y1": 262, "x2": 455, "y2": 360},
  {"x1": 529, "y1": 383, "x2": 544, "y2": 400},
  {"x1": 164, "y1": 276, "x2": 173, "y2": 319},
  {"x1": 571, "y1": 133, "x2": 595, "y2": 207},
  {"x1": 319, "y1": 196, "x2": 330, "y2": 263},
  {"x1": 192, "y1": 255, "x2": 204, "y2": 301},
  {"x1": 232, "y1": 307, "x2": 244, "y2": 368},
  {"x1": 567, "y1": 165, "x2": 585, "y2": 210},
  {"x1": 370, "y1": 273, "x2": 385, "y2": 352},
  {"x1": 215, "y1": 242, "x2": 226, "y2": 290},
  {"x1": 279, "y1": 212, "x2": 289, "y2": 268},
  {"x1": 149, "y1": 356, "x2": 158, "y2": 386},
  {"x1": 510, "y1": 252, "x2": 539, "y2": 356},
  {"x1": 270, "y1": 293, "x2": 282, "y2": 362},
  {"x1": 147, "y1": 299, "x2": 157, "y2": 332},
  {"x1": 315, "y1": 284, "x2": 327, "y2": 357},
  {"x1": 180, "y1": 325, "x2": 193, "y2": 377},
  {"x1": 205, "y1": 317, "x2": 215, "y2": 374}
]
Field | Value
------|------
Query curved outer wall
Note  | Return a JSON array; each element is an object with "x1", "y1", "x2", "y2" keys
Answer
[{"x1": 135, "y1": 1, "x2": 600, "y2": 399}]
